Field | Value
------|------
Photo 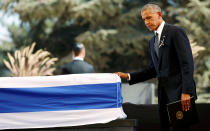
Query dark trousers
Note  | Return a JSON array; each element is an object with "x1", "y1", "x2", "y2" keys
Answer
[
  {"x1": 158, "y1": 87, "x2": 190, "y2": 131},
  {"x1": 158, "y1": 92, "x2": 171, "y2": 131}
]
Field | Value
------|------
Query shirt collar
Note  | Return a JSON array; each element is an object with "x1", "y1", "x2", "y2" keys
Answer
[
  {"x1": 73, "y1": 56, "x2": 84, "y2": 61},
  {"x1": 154, "y1": 21, "x2": 165, "y2": 35}
]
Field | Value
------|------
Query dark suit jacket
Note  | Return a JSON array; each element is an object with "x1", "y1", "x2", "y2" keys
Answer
[
  {"x1": 62, "y1": 60, "x2": 94, "y2": 74},
  {"x1": 129, "y1": 23, "x2": 197, "y2": 103}
]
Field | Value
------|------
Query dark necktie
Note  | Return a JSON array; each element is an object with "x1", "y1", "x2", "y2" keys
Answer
[{"x1": 154, "y1": 32, "x2": 159, "y2": 57}]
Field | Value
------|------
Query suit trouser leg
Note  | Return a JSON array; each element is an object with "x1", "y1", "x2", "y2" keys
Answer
[
  {"x1": 158, "y1": 87, "x2": 172, "y2": 131},
  {"x1": 158, "y1": 102, "x2": 172, "y2": 131},
  {"x1": 158, "y1": 87, "x2": 190, "y2": 131}
]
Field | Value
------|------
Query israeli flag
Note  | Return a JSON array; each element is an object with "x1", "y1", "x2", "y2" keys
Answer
[{"x1": 0, "y1": 73, "x2": 126, "y2": 130}]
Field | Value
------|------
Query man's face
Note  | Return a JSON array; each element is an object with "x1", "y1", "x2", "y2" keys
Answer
[{"x1": 141, "y1": 9, "x2": 162, "y2": 31}]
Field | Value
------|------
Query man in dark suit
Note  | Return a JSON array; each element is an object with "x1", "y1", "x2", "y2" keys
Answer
[
  {"x1": 116, "y1": 3, "x2": 196, "y2": 131},
  {"x1": 62, "y1": 43, "x2": 94, "y2": 74}
]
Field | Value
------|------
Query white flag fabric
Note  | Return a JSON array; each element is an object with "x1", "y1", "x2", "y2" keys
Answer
[{"x1": 0, "y1": 73, "x2": 126, "y2": 130}]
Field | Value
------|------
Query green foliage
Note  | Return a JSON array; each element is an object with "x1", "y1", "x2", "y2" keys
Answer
[
  {"x1": 0, "y1": 0, "x2": 153, "y2": 73},
  {"x1": 1, "y1": 0, "x2": 209, "y2": 91},
  {"x1": 0, "y1": 48, "x2": 10, "y2": 76},
  {"x1": 0, "y1": 41, "x2": 15, "y2": 76},
  {"x1": 1, "y1": 0, "x2": 209, "y2": 101},
  {"x1": 167, "y1": 0, "x2": 210, "y2": 91}
]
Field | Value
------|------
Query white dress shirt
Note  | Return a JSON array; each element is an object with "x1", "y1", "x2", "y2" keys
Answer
[
  {"x1": 73, "y1": 56, "x2": 84, "y2": 61},
  {"x1": 154, "y1": 21, "x2": 165, "y2": 42}
]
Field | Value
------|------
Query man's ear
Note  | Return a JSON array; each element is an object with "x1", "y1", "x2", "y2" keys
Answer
[{"x1": 157, "y1": 12, "x2": 162, "y2": 17}]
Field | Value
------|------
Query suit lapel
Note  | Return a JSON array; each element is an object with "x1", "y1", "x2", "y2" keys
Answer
[{"x1": 158, "y1": 23, "x2": 168, "y2": 66}]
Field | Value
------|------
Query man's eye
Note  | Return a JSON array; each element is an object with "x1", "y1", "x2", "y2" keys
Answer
[{"x1": 146, "y1": 17, "x2": 151, "y2": 20}]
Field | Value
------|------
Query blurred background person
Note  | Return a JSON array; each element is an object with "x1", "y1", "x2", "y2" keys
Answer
[{"x1": 61, "y1": 43, "x2": 94, "y2": 74}]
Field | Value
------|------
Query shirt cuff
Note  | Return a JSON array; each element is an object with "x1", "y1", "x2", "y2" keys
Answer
[{"x1": 128, "y1": 73, "x2": 131, "y2": 80}]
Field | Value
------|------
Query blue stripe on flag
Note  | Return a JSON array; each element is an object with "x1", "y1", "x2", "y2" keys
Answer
[{"x1": 0, "y1": 82, "x2": 122, "y2": 113}]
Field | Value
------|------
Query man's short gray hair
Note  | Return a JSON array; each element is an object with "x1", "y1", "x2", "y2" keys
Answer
[{"x1": 141, "y1": 3, "x2": 161, "y2": 14}]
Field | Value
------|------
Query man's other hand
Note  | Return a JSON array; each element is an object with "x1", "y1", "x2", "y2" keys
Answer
[
  {"x1": 181, "y1": 93, "x2": 191, "y2": 112},
  {"x1": 115, "y1": 72, "x2": 129, "y2": 79}
]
